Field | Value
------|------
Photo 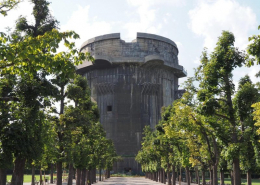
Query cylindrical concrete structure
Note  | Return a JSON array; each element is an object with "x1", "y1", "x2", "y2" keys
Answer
[{"x1": 77, "y1": 33, "x2": 186, "y2": 174}]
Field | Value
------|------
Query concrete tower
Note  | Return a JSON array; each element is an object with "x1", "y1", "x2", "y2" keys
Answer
[{"x1": 77, "y1": 33, "x2": 187, "y2": 174}]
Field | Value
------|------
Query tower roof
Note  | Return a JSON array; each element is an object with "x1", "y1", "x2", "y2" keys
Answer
[{"x1": 77, "y1": 33, "x2": 187, "y2": 78}]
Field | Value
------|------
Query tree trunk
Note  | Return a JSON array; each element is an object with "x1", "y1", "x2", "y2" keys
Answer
[
  {"x1": 0, "y1": 168, "x2": 7, "y2": 185},
  {"x1": 76, "y1": 169, "x2": 81, "y2": 185},
  {"x1": 108, "y1": 169, "x2": 110, "y2": 178},
  {"x1": 185, "y1": 167, "x2": 190, "y2": 185},
  {"x1": 189, "y1": 170, "x2": 192, "y2": 183},
  {"x1": 163, "y1": 169, "x2": 166, "y2": 184},
  {"x1": 179, "y1": 167, "x2": 182, "y2": 185},
  {"x1": 202, "y1": 170, "x2": 206, "y2": 185},
  {"x1": 213, "y1": 165, "x2": 218, "y2": 185},
  {"x1": 89, "y1": 169, "x2": 93, "y2": 184},
  {"x1": 50, "y1": 164, "x2": 54, "y2": 184},
  {"x1": 172, "y1": 165, "x2": 176, "y2": 185},
  {"x1": 93, "y1": 169, "x2": 96, "y2": 183},
  {"x1": 44, "y1": 171, "x2": 46, "y2": 185},
  {"x1": 87, "y1": 170, "x2": 91, "y2": 185},
  {"x1": 99, "y1": 168, "x2": 101, "y2": 181},
  {"x1": 106, "y1": 169, "x2": 109, "y2": 179},
  {"x1": 230, "y1": 171, "x2": 234, "y2": 185},
  {"x1": 210, "y1": 169, "x2": 213, "y2": 185},
  {"x1": 167, "y1": 163, "x2": 172, "y2": 185},
  {"x1": 195, "y1": 167, "x2": 199, "y2": 184},
  {"x1": 247, "y1": 170, "x2": 252, "y2": 185},
  {"x1": 56, "y1": 161, "x2": 63, "y2": 185},
  {"x1": 81, "y1": 168, "x2": 86, "y2": 185},
  {"x1": 68, "y1": 163, "x2": 74, "y2": 185},
  {"x1": 233, "y1": 158, "x2": 241, "y2": 185},
  {"x1": 220, "y1": 170, "x2": 224, "y2": 185},
  {"x1": 11, "y1": 157, "x2": 26, "y2": 185},
  {"x1": 161, "y1": 169, "x2": 163, "y2": 183},
  {"x1": 39, "y1": 169, "x2": 42, "y2": 185},
  {"x1": 195, "y1": 167, "x2": 200, "y2": 184},
  {"x1": 158, "y1": 170, "x2": 161, "y2": 182},
  {"x1": 31, "y1": 166, "x2": 35, "y2": 185}
]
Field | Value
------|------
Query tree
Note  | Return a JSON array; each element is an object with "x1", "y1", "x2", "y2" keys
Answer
[
  {"x1": 195, "y1": 31, "x2": 246, "y2": 185},
  {"x1": 0, "y1": 74, "x2": 15, "y2": 185},
  {"x1": 50, "y1": 73, "x2": 76, "y2": 185},
  {"x1": 0, "y1": 0, "x2": 20, "y2": 16},
  {"x1": 136, "y1": 126, "x2": 161, "y2": 181},
  {"x1": 0, "y1": 1, "x2": 88, "y2": 184},
  {"x1": 247, "y1": 25, "x2": 260, "y2": 66},
  {"x1": 237, "y1": 76, "x2": 260, "y2": 185},
  {"x1": 163, "y1": 78, "x2": 223, "y2": 185}
]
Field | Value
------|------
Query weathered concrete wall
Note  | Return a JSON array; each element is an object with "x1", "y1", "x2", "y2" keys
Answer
[{"x1": 77, "y1": 33, "x2": 186, "y2": 174}]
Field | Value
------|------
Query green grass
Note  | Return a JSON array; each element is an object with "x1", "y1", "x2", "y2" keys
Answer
[
  {"x1": 205, "y1": 178, "x2": 260, "y2": 185},
  {"x1": 7, "y1": 175, "x2": 50, "y2": 183},
  {"x1": 111, "y1": 173, "x2": 143, "y2": 177},
  {"x1": 225, "y1": 178, "x2": 260, "y2": 185}
]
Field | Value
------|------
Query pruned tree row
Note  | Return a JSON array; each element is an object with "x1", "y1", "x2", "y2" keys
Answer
[
  {"x1": 136, "y1": 30, "x2": 260, "y2": 185},
  {"x1": 0, "y1": 1, "x2": 119, "y2": 185}
]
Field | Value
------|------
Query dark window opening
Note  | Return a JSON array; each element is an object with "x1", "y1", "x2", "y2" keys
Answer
[
  {"x1": 124, "y1": 167, "x2": 131, "y2": 173},
  {"x1": 107, "y1": 105, "x2": 112, "y2": 112}
]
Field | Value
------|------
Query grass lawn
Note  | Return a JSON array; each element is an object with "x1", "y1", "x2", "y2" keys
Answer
[
  {"x1": 222, "y1": 178, "x2": 260, "y2": 185},
  {"x1": 205, "y1": 178, "x2": 260, "y2": 185},
  {"x1": 111, "y1": 173, "x2": 143, "y2": 177},
  {"x1": 7, "y1": 175, "x2": 50, "y2": 183}
]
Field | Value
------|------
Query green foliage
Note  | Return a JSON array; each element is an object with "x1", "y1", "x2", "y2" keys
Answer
[
  {"x1": 15, "y1": 0, "x2": 58, "y2": 37},
  {"x1": 56, "y1": 75, "x2": 117, "y2": 172},
  {"x1": 247, "y1": 25, "x2": 260, "y2": 66},
  {"x1": 0, "y1": 2, "x2": 96, "y2": 184},
  {"x1": 0, "y1": 0, "x2": 20, "y2": 16},
  {"x1": 253, "y1": 102, "x2": 260, "y2": 136},
  {"x1": 137, "y1": 30, "x2": 260, "y2": 185}
]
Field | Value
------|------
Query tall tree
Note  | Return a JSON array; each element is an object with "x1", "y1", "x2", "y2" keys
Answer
[
  {"x1": 0, "y1": 74, "x2": 15, "y2": 185},
  {"x1": 235, "y1": 76, "x2": 260, "y2": 185},
  {"x1": 195, "y1": 31, "x2": 246, "y2": 185},
  {"x1": 0, "y1": 1, "x2": 87, "y2": 184}
]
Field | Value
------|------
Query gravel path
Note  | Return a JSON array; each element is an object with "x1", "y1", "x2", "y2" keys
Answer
[{"x1": 23, "y1": 177, "x2": 196, "y2": 185}]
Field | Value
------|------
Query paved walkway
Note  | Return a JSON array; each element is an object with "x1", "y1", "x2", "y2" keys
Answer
[
  {"x1": 92, "y1": 177, "x2": 197, "y2": 185},
  {"x1": 91, "y1": 177, "x2": 163, "y2": 185},
  {"x1": 23, "y1": 177, "x2": 197, "y2": 185}
]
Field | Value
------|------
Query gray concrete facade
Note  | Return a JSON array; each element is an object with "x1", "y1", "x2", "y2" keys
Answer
[{"x1": 77, "y1": 33, "x2": 186, "y2": 174}]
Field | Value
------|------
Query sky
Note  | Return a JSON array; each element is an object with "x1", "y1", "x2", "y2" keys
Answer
[{"x1": 1, "y1": 0, "x2": 260, "y2": 87}]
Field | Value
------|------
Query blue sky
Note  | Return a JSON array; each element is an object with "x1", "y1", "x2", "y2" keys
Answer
[{"x1": 1, "y1": 0, "x2": 260, "y2": 87}]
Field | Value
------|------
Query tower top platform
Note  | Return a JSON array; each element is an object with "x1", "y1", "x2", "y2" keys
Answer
[{"x1": 77, "y1": 33, "x2": 187, "y2": 78}]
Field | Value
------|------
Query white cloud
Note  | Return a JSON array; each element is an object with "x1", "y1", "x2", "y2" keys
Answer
[
  {"x1": 60, "y1": 5, "x2": 112, "y2": 50},
  {"x1": 193, "y1": 57, "x2": 200, "y2": 64},
  {"x1": 123, "y1": 5, "x2": 157, "y2": 41},
  {"x1": 188, "y1": 0, "x2": 257, "y2": 50},
  {"x1": 232, "y1": 66, "x2": 260, "y2": 90},
  {"x1": 248, "y1": 66, "x2": 260, "y2": 84},
  {"x1": 127, "y1": 0, "x2": 184, "y2": 7},
  {"x1": 0, "y1": 0, "x2": 34, "y2": 32},
  {"x1": 175, "y1": 41, "x2": 182, "y2": 47},
  {"x1": 123, "y1": 0, "x2": 184, "y2": 41}
]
